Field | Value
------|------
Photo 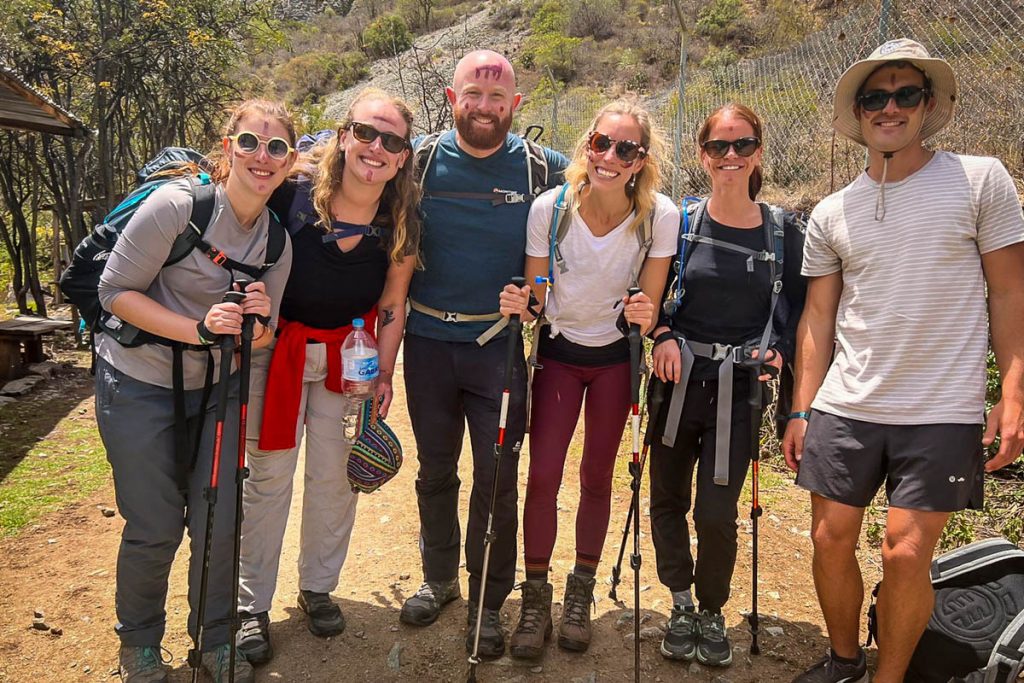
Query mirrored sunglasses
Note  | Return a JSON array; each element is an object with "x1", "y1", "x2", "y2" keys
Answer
[
  {"x1": 345, "y1": 122, "x2": 409, "y2": 154},
  {"x1": 701, "y1": 137, "x2": 761, "y2": 159},
  {"x1": 587, "y1": 131, "x2": 647, "y2": 165},
  {"x1": 856, "y1": 86, "x2": 930, "y2": 112},
  {"x1": 228, "y1": 131, "x2": 294, "y2": 160}
]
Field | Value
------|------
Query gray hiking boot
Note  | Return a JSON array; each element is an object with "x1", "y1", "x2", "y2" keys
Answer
[
  {"x1": 399, "y1": 578, "x2": 461, "y2": 626},
  {"x1": 118, "y1": 645, "x2": 168, "y2": 682},
  {"x1": 200, "y1": 644, "x2": 254, "y2": 683},
  {"x1": 792, "y1": 649, "x2": 869, "y2": 683},
  {"x1": 696, "y1": 609, "x2": 732, "y2": 667},
  {"x1": 660, "y1": 605, "x2": 698, "y2": 660},
  {"x1": 235, "y1": 610, "x2": 273, "y2": 665},
  {"x1": 466, "y1": 602, "x2": 505, "y2": 659},
  {"x1": 509, "y1": 580, "x2": 553, "y2": 660},
  {"x1": 298, "y1": 590, "x2": 345, "y2": 637}
]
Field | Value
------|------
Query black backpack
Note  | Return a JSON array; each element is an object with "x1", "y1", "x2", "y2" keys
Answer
[
  {"x1": 867, "y1": 538, "x2": 1024, "y2": 682},
  {"x1": 59, "y1": 147, "x2": 286, "y2": 348}
]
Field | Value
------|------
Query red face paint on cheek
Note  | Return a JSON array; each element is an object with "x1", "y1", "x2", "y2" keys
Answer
[
  {"x1": 365, "y1": 169, "x2": 374, "y2": 182},
  {"x1": 499, "y1": 106, "x2": 505, "y2": 113}
]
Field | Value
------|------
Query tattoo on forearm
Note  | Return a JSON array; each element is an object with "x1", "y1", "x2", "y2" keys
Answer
[{"x1": 381, "y1": 309, "x2": 396, "y2": 327}]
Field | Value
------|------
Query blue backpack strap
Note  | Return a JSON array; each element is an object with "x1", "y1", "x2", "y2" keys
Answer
[{"x1": 544, "y1": 182, "x2": 572, "y2": 288}]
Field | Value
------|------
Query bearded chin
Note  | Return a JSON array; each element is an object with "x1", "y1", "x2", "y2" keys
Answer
[{"x1": 455, "y1": 111, "x2": 512, "y2": 149}]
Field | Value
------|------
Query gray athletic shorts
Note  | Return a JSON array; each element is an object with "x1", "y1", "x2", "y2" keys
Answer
[{"x1": 796, "y1": 409, "x2": 985, "y2": 512}]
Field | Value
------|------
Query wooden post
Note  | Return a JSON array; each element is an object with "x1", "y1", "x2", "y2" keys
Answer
[{"x1": 52, "y1": 208, "x2": 62, "y2": 304}]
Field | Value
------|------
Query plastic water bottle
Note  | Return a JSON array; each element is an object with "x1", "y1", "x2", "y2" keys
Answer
[{"x1": 342, "y1": 318, "x2": 379, "y2": 400}]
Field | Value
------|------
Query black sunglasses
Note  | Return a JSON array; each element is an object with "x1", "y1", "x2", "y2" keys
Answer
[
  {"x1": 857, "y1": 86, "x2": 930, "y2": 112},
  {"x1": 700, "y1": 137, "x2": 761, "y2": 159},
  {"x1": 228, "y1": 131, "x2": 294, "y2": 160},
  {"x1": 587, "y1": 131, "x2": 647, "y2": 165},
  {"x1": 345, "y1": 122, "x2": 409, "y2": 154}
]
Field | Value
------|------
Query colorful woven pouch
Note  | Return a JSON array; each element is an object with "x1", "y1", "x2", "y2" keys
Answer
[{"x1": 347, "y1": 398, "x2": 403, "y2": 494}]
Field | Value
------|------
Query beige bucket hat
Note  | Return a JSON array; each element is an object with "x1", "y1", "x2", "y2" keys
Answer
[{"x1": 832, "y1": 38, "x2": 957, "y2": 146}]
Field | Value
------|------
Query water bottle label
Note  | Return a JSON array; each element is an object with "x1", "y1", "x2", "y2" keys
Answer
[{"x1": 343, "y1": 354, "x2": 379, "y2": 381}]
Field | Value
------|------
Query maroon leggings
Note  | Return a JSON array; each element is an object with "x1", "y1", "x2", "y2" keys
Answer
[{"x1": 523, "y1": 356, "x2": 631, "y2": 575}]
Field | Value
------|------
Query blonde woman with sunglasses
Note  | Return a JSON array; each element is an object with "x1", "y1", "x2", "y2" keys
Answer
[
  {"x1": 94, "y1": 99, "x2": 296, "y2": 683},
  {"x1": 498, "y1": 99, "x2": 677, "y2": 658},
  {"x1": 235, "y1": 88, "x2": 420, "y2": 664}
]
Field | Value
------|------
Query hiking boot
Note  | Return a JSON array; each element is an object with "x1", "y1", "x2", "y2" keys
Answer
[
  {"x1": 200, "y1": 644, "x2": 254, "y2": 683},
  {"x1": 509, "y1": 580, "x2": 553, "y2": 660},
  {"x1": 465, "y1": 602, "x2": 505, "y2": 659},
  {"x1": 557, "y1": 572, "x2": 596, "y2": 652},
  {"x1": 660, "y1": 605, "x2": 698, "y2": 660},
  {"x1": 235, "y1": 610, "x2": 273, "y2": 666},
  {"x1": 399, "y1": 578, "x2": 461, "y2": 626},
  {"x1": 696, "y1": 609, "x2": 732, "y2": 666},
  {"x1": 792, "y1": 649, "x2": 869, "y2": 683},
  {"x1": 298, "y1": 590, "x2": 345, "y2": 637},
  {"x1": 118, "y1": 645, "x2": 168, "y2": 682}
]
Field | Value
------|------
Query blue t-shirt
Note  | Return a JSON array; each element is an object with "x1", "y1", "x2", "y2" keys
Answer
[{"x1": 408, "y1": 131, "x2": 568, "y2": 342}]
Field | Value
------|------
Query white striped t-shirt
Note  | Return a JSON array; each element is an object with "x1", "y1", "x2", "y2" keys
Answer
[{"x1": 802, "y1": 151, "x2": 1024, "y2": 424}]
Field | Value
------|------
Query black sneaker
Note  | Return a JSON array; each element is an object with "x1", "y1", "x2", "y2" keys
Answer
[
  {"x1": 696, "y1": 609, "x2": 732, "y2": 667},
  {"x1": 235, "y1": 610, "x2": 273, "y2": 665},
  {"x1": 399, "y1": 578, "x2": 461, "y2": 626},
  {"x1": 298, "y1": 590, "x2": 345, "y2": 637},
  {"x1": 792, "y1": 650, "x2": 869, "y2": 683},
  {"x1": 465, "y1": 602, "x2": 505, "y2": 659},
  {"x1": 660, "y1": 605, "x2": 698, "y2": 660}
]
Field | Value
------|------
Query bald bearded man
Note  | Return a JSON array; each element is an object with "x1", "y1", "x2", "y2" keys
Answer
[{"x1": 400, "y1": 50, "x2": 568, "y2": 658}]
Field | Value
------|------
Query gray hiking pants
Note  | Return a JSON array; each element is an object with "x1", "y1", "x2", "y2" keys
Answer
[{"x1": 95, "y1": 356, "x2": 241, "y2": 650}]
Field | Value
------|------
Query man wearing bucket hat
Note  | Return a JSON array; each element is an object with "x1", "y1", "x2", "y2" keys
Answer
[{"x1": 783, "y1": 39, "x2": 1024, "y2": 683}]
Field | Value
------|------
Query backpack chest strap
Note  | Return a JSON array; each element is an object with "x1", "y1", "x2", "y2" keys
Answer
[{"x1": 423, "y1": 189, "x2": 533, "y2": 205}]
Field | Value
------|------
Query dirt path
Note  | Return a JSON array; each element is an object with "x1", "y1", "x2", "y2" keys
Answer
[{"x1": 0, "y1": 356, "x2": 884, "y2": 682}]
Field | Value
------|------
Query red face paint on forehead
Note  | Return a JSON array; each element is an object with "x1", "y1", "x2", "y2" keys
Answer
[{"x1": 474, "y1": 64, "x2": 504, "y2": 80}]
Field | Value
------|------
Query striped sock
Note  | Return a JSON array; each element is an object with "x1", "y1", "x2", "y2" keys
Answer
[
  {"x1": 573, "y1": 553, "x2": 599, "y2": 578},
  {"x1": 524, "y1": 558, "x2": 549, "y2": 583}
]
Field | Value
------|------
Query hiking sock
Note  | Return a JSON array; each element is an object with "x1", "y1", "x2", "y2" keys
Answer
[
  {"x1": 671, "y1": 589, "x2": 694, "y2": 608},
  {"x1": 831, "y1": 648, "x2": 864, "y2": 666},
  {"x1": 524, "y1": 558, "x2": 549, "y2": 584},
  {"x1": 573, "y1": 554, "x2": 599, "y2": 579}
]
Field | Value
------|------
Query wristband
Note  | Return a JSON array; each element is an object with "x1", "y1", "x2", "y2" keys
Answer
[
  {"x1": 196, "y1": 320, "x2": 218, "y2": 346},
  {"x1": 653, "y1": 330, "x2": 677, "y2": 348},
  {"x1": 787, "y1": 411, "x2": 811, "y2": 421}
]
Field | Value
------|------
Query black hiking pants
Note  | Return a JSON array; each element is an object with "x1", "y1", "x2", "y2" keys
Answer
[
  {"x1": 648, "y1": 374, "x2": 756, "y2": 613},
  {"x1": 403, "y1": 333, "x2": 526, "y2": 611}
]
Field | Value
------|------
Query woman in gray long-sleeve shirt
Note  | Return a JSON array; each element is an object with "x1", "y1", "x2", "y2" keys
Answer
[{"x1": 94, "y1": 99, "x2": 295, "y2": 683}]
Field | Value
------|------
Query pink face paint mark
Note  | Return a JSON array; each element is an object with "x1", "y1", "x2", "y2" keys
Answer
[
  {"x1": 365, "y1": 168, "x2": 374, "y2": 182},
  {"x1": 474, "y1": 64, "x2": 504, "y2": 81},
  {"x1": 499, "y1": 106, "x2": 505, "y2": 113}
]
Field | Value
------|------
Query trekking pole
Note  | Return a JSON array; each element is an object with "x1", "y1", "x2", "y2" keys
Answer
[
  {"x1": 744, "y1": 350, "x2": 778, "y2": 657},
  {"x1": 467, "y1": 275, "x2": 525, "y2": 683},
  {"x1": 189, "y1": 289, "x2": 245, "y2": 683},
  {"x1": 609, "y1": 378, "x2": 665, "y2": 602},
  {"x1": 626, "y1": 286, "x2": 643, "y2": 683},
  {"x1": 228, "y1": 280, "x2": 255, "y2": 683}
]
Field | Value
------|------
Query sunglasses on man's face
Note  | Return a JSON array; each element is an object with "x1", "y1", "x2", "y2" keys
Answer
[
  {"x1": 227, "y1": 131, "x2": 294, "y2": 160},
  {"x1": 857, "y1": 85, "x2": 930, "y2": 112},
  {"x1": 345, "y1": 122, "x2": 409, "y2": 154},
  {"x1": 587, "y1": 131, "x2": 647, "y2": 165},
  {"x1": 700, "y1": 137, "x2": 761, "y2": 159}
]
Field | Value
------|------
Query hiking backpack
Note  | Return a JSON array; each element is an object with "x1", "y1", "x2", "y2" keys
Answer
[
  {"x1": 867, "y1": 537, "x2": 1024, "y2": 683},
  {"x1": 59, "y1": 147, "x2": 286, "y2": 348}
]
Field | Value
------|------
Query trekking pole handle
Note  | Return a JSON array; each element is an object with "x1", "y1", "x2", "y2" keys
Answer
[
  {"x1": 221, "y1": 291, "x2": 245, "y2": 352},
  {"x1": 233, "y1": 279, "x2": 256, "y2": 342},
  {"x1": 509, "y1": 276, "x2": 526, "y2": 326},
  {"x1": 626, "y1": 287, "x2": 642, "y2": 404}
]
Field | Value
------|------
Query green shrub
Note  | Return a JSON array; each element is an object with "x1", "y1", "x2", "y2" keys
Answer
[
  {"x1": 275, "y1": 50, "x2": 368, "y2": 104},
  {"x1": 695, "y1": 0, "x2": 745, "y2": 42},
  {"x1": 362, "y1": 14, "x2": 413, "y2": 58},
  {"x1": 567, "y1": 0, "x2": 618, "y2": 40},
  {"x1": 700, "y1": 45, "x2": 739, "y2": 69},
  {"x1": 524, "y1": 32, "x2": 582, "y2": 81}
]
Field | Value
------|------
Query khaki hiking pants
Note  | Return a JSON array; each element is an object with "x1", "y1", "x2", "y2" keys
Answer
[{"x1": 238, "y1": 342, "x2": 360, "y2": 615}]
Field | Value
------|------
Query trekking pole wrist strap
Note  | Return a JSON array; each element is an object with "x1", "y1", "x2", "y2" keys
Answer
[
  {"x1": 653, "y1": 330, "x2": 676, "y2": 348},
  {"x1": 786, "y1": 411, "x2": 810, "y2": 421},
  {"x1": 196, "y1": 319, "x2": 218, "y2": 345}
]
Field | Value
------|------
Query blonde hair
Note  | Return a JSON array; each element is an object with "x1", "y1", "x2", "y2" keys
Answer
[
  {"x1": 301, "y1": 88, "x2": 421, "y2": 266},
  {"x1": 564, "y1": 99, "x2": 666, "y2": 235}
]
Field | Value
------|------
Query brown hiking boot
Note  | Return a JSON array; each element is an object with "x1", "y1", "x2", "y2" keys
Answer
[
  {"x1": 510, "y1": 580, "x2": 553, "y2": 660},
  {"x1": 557, "y1": 572, "x2": 596, "y2": 652}
]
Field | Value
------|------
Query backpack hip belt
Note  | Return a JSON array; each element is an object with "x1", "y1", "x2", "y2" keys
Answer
[
  {"x1": 660, "y1": 338, "x2": 759, "y2": 487},
  {"x1": 408, "y1": 298, "x2": 507, "y2": 346}
]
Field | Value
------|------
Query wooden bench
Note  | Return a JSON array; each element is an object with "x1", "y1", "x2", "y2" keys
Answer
[{"x1": 0, "y1": 316, "x2": 74, "y2": 382}]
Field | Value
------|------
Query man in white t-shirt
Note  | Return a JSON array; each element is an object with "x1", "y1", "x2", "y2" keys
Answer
[{"x1": 784, "y1": 39, "x2": 1024, "y2": 683}]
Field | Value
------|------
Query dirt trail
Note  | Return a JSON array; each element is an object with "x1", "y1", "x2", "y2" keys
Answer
[{"x1": 0, "y1": 356, "x2": 884, "y2": 682}]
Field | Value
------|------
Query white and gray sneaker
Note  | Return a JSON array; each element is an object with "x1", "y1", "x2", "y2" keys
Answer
[
  {"x1": 791, "y1": 649, "x2": 869, "y2": 683},
  {"x1": 118, "y1": 645, "x2": 169, "y2": 682}
]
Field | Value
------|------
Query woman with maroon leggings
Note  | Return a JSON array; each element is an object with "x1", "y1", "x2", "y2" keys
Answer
[{"x1": 498, "y1": 99, "x2": 678, "y2": 658}]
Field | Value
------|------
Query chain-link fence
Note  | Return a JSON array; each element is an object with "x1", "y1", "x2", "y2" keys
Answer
[{"x1": 517, "y1": 0, "x2": 1024, "y2": 208}]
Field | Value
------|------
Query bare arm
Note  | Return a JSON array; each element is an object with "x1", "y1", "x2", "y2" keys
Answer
[
  {"x1": 782, "y1": 271, "x2": 842, "y2": 470},
  {"x1": 634, "y1": 255, "x2": 671, "y2": 336},
  {"x1": 499, "y1": 254, "x2": 548, "y2": 320},
  {"x1": 981, "y1": 242, "x2": 1024, "y2": 470},
  {"x1": 374, "y1": 256, "x2": 416, "y2": 417}
]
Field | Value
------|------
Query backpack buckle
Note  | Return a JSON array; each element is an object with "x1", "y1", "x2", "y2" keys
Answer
[
  {"x1": 496, "y1": 189, "x2": 526, "y2": 204},
  {"x1": 211, "y1": 250, "x2": 228, "y2": 266},
  {"x1": 773, "y1": 280, "x2": 783, "y2": 294},
  {"x1": 441, "y1": 311, "x2": 458, "y2": 323},
  {"x1": 710, "y1": 343, "x2": 734, "y2": 361}
]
